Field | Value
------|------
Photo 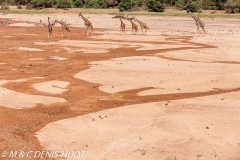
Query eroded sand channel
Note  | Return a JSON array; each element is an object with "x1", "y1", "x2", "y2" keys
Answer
[{"x1": 0, "y1": 13, "x2": 240, "y2": 160}]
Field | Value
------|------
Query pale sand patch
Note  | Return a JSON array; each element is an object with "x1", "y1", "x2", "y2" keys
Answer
[
  {"x1": 63, "y1": 47, "x2": 108, "y2": 54},
  {"x1": 32, "y1": 80, "x2": 70, "y2": 94},
  {"x1": 18, "y1": 47, "x2": 43, "y2": 52},
  {"x1": 156, "y1": 36, "x2": 240, "y2": 63},
  {"x1": 37, "y1": 91, "x2": 240, "y2": 160},
  {"x1": 74, "y1": 56, "x2": 240, "y2": 95},
  {"x1": 25, "y1": 34, "x2": 37, "y2": 36},
  {"x1": 34, "y1": 40, "x2": 188, "y2": 53},
  {"x1": 48, "y1": 56, "x2": 67, "y2": 61},
  {"x1": 30, "y1": 58, "x2": 44, "y2": 61},
  {"x1": 0, "y1": 87, "x2": 66, "y2": 109},
  {"x1": 0, "y1": 63, "x2": 6, "y2": 65},
  {"x1": 136, "y1": 44, "x2": 191, "y2": 51},
  {"x1": 0, "y1": 77, "x2": 66, "y2": 109},
  {"x1": 10, "y1": 23, "x2": 34, "y2": 27},
  {"x1": 0, "y1": 77, "x2": 44, "y2": 86}
]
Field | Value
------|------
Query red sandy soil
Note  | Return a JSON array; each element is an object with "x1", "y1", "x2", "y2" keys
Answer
[{"x1": 0, "y1": 16, "x2": 239, "y2": 160}]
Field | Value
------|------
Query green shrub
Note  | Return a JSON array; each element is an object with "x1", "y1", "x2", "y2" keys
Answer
[
  {"x1": 225, "y1": 0, "x2": 240, "y2": 13},
  {"x1": 118, "y1": 0, "x2": 132, "y2": 11},
  {"x1": 31, "y1": 0, "x2": 44, "y2": 8},
  {"x1": 202, "y1": 0, "x2": 216, "y2": 9},
  {"x1": 74, "y1": 0, "x2": 83, "y2": 7},
  {"x1": 117, "y1": 0, "x2": 142, "y2": 11},
  {"x1": 57, "y1": 0, "x2": 73, "y2": 8},
  {"x1": 6, "y1": 0, "x2": 14, "y2": 5},
  {"x1": 26, "y1": 3, "x2": 33, "y2": 9},
  {"x1": 185, "y1": 0, "x2": 201, "y2": 12},
  {"x1": 202, "y1": 0, "x2": 227, "y2": 10},
  {"x1": 175, "y1": 0, "x2": 185, "y2": 9},
  {"x1": 233, "y1": 7, "x2": 239, "y2": 12},
  {"x1": 98, "y1": 0, "x2": 107, "y2": 8},
  {"x1": 87, "y1": 0, "x2": 99, "y2": 8},
  {"x1": 28, "y1": 0, "x2": 57, "y2": 8},
  {"x1": 146, "y1": 0, "x2": 165, "y2": 12}
]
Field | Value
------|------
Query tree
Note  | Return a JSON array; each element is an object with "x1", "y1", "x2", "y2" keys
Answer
[
  {"x1": 147, "y1": 0, "x2": 165, "y2": 12},
  {"x1": 225, "y1": 0, "x2": 240, "y2": 13},
  {"x1": 74, "y1": 0, "x2": 83, "y2": 7}
]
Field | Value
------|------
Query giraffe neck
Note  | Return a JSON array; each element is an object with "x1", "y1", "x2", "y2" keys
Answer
[
  {"x1": 135, "y1": 19, "x2": 141, "y2": 24},
  {"x1": 56, "y1": 20, "x2": 63, "y2": 25},
  {"x1": 80, "y1": 14, "x2": 87, "y2": 22},
  {"x1": 189, "y1": 12, "x2": 198, "y2": 22},
  {"x1": 120, "y1": 18, "x2": 123, "y2": 23},
  {"x1": 130, "y1": 20, "x2": 134, "y2": 25}
]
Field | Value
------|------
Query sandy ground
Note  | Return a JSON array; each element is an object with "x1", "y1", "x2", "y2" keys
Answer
[{"x1": 0, "y1": 11, "x2": 240, "y2": 160}]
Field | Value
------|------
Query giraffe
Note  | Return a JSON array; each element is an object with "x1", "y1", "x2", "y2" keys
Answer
[
  {"x1": 133, "y1": 17, "x2": 149, "y2": 35},
  {"x1": 55, "y1": 19, "x2": 70, "y2": 37},
  {"x1": 78, "y1": 12, "x2": 93, "y2": 35},
  {"x1": 188, "y1": 11, "x2": 206, "y2": 36},
  {"x1": 124, "y1": 16, "x2": 138, "y2": 35},
  {"x1": 112, "y1": 15, "x2": 126, "y2": 35},
  {"x1": 47, "y1": 17, "x2": 53, "y2": 38}
]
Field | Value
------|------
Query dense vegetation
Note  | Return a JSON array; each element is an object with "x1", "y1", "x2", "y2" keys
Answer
[{"x1": 1, "y1": 0, "x2": 240, "y2": 13}]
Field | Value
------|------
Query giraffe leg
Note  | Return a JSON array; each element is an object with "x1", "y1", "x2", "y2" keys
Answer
[
  {"x1": 87, "y1": 26, "x2": 89, "y2": 35},
  {"x1": 195, "y1": 25, "x2": 199, "y2": 36},
  {"x1": 83, "y1": 25, "x2": 85, "y2": 34},
  {"x1": 201, "y1": 27, "x2": 205, "y2": 36}
]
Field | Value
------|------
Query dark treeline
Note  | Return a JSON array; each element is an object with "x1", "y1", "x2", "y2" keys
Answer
[{"x1": 1, "y1": 0, "x2": 240, "y2": 13}]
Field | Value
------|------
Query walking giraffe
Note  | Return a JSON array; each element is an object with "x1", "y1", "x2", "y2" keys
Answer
[
  {"x1": 133, "y1": 17, "x2": 149, "y2": 35},
  {"x1": 112, "y1": 15, "x2": 126, "y2": 35},
  {"x1": 55, "y1": 19, "x2": 70, "y2": 37},
  {"x1": 79, "y1": 12, "x2": 93, "y2": 35},
  {"x1": 48, "y1": 17, "x2": 53, "y2": 38},
  {"x1": 124, "y1": 16, "x2": 138, "y2": 35},
  {"x1": 188, "y1": 11, "x2": 206, "y2": 36}
]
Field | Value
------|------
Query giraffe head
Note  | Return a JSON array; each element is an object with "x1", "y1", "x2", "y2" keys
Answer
[
  {"x1": 132, "y1": 16, "x2": 138, "y2": 22},
  {"x1": 126, "y1": 16, "x2": 135, "y2": 21},
  {"x1": 112, "y1": 15, "x2": 120, "y2": 19}
]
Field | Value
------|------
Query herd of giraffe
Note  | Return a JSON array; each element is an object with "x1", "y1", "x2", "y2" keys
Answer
[
  {"x1": 47, "y1": 12, "x2": 93, "y2": 38},
  {"x1": 47, "y1": 11, "x2": 205, "y2": 38},
  {"x1": 1, "y1": 11, "x2": 206, "y2": 38}
]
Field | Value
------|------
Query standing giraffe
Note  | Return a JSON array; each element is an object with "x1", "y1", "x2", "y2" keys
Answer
[
  {"x1": 188, "y1": 11, "x2": 206, "y2": 35},
  {"x1": 55, "y1": 19, "x2": 70, "y2": 37},
  {"x1": 48, "y1": 17, "x2": 53, "y2": 38},
  {"x1": 112, "y1": 15, "x2": 126, "y2": 35},
  {"x1": 124, "y1": 16, "x2": 138, "y2": 35},
  {"x1": 79, "y1": 12, "x2": 93, "y2": 35},
  {"x1": 133, "y1": 17, "x2": 149, "y2": 35}
]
